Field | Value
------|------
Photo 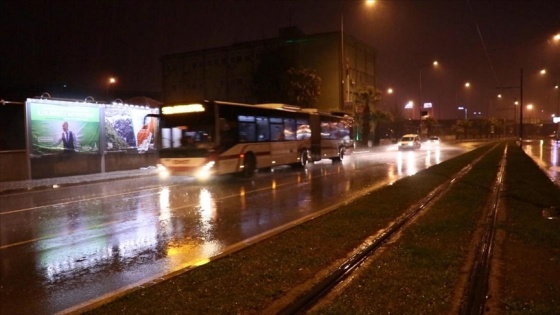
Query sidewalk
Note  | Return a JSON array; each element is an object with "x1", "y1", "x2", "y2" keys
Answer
[{"x1": 0, "y1": 167, "x2": 159, "y2": 194}]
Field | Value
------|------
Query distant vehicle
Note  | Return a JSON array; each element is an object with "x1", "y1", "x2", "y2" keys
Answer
[
  {"x1": 146, "y1": 100, "x2": 354, "y2": 179},
  {"x1": 398, "y1": 134, "x2": 421, "y2": 151},
  {"x1": 428, "y1": 136, "x2": 440, "y2": 144}
]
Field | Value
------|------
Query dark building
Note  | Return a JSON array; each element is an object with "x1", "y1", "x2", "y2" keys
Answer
[{"x1": 161, "y1": 27, "x2": 378, "y2": 113}]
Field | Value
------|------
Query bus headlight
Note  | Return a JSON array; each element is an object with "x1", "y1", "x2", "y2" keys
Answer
[
  {"x1": 157, "y1": 164, "x2": 170, "y2": 178},
  {"x1": 195, "y1": 160, "x2": 216, "y2": 180}
]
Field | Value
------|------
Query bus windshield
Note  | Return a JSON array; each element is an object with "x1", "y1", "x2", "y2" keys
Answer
[{"x1": 160, "y1": 104, "x2": 215, "y2": 149}]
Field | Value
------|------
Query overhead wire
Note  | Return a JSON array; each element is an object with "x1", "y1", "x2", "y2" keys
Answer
[{"x1": 466, "y1": 0, "x2": 501, "y2": 88}]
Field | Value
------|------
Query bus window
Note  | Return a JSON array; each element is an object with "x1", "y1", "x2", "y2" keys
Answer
[
  {"x1": 256, "y1": 116, "x2": 269, "y2": 141},
  {"x1": 296, "y1": 119, "x2": 310, "y2": 140},
  {"x1": 238, "y1": 115, "x2": 256, "y2": 142},
  {"x1": 284, "y1": 118, "x2": 296, "y2": 140},
  {"x1": 270, "y1": 118, "x2": 284, "y2": 141},
  {"x1": 320, "y1": 122, "x2": 330, "y2": 139}
]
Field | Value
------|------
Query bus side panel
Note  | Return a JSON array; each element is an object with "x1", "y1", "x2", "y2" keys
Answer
[
  {"x1": 216, "y1": 142, "x2": 273, "y2": 175},
  {"x1": 320, "y1": 139, "x2": 340, "y2": 159},
  {"x1": 309, "y1": 114, "x2": 321, "y2": 161},
  {"x1": 270, "y1": 140, "x2": 307, "y2": 166}
]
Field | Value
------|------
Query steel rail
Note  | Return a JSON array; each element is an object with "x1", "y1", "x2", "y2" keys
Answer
[{"x1": 459, "y1": 145, "x2": 507, "y2": 315}]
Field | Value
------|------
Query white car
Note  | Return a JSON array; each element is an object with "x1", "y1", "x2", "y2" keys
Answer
[
  {"x1": 428, "y1": 136, "x2": 440, "y2": 144},
  {"x1": 398, "y1": 134, "x2": 421, "y2": 151}
]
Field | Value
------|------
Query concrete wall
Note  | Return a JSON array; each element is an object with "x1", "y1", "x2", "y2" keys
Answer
[
  {"x1": 104, "y1": 151, "x2": 158, "y2": 172},
  {"x1": 0, "y1": 150, "x2": 29, "y2": 181},
  {"x1": 30, "y1": 154, "x2": 102, "y2": 179},
  {"x1": 27, "y1": 152, "x2": 159, "y2": 180}
]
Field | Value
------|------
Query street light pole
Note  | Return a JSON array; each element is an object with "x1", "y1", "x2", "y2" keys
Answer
[
  {"x1": 340, "y1": 11, "x2": 345, "y2": 111},
  {"x1": 519, "y1": 68, "x2": 524, "y2": 140},
  {"x1": 418, "y1": 61, "x2": 438, "y2": 133}
]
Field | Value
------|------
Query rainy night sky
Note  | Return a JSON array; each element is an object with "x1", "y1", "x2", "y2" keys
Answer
[{"x1": 1, "y1": 0, "x2": 559, "y2": 119}]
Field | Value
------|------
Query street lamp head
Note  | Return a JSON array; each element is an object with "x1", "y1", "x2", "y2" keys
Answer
[
  {"x1": 365, "y1": 0, "x2": 375, "y2": 6},
  {"x1": 108, "y1": 77, "x2": 117, "y2": 85},
  {"x1": 554, "y1": 33, "x2": 560, "y2": 42},
  {"x1": 540, "y1": 69, "x2": 547, "y2": 75},
  {"x1": 465, "y1": 82, "x2": 470, "y2": 88},
  {"x1": 387, "y1": 88, "x2": 393, "y2": 94},
  {"x1": 433, "y1": 61, "x2": 438, "y2": 66}
]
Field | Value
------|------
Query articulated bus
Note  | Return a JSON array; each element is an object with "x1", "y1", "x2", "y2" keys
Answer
[{"x1": 149, "y1": 100, "x2": 354, "y2": 179}]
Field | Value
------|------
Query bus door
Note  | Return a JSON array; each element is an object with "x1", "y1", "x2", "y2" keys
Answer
[{"x1": 309, "y1": 113, "x2": 321, "y2": 161}]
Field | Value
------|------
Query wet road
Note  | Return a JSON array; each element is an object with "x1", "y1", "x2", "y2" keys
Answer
[
  {"x1": 1, "y1": 142, "x2": 477, "y2": 315},
  {"x1": 522, "y1": 139, "x2": 560, "y2": 186}
]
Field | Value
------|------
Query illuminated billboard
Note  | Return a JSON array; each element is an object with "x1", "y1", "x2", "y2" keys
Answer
[
  {"x1": 104, "y1": 106, "x2": 158, "y2": 152},
  {"x1": 29, "y1": 100, "x2": 100, "y2": 154}
]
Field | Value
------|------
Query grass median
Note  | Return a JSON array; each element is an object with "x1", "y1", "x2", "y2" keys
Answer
[
  {"x1": 497, "y1": 143, "x2": 560, "y2": 314},
  {"x1": 86, "y1": 142, "x2": 519, "y2": 315}
]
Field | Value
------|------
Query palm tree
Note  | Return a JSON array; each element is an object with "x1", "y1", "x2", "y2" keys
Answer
[{"x1": 370, "y1": 108, "x2": 393, "y2": 145}]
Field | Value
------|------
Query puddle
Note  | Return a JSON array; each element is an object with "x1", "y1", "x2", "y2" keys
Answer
[{"x1": 542, "y1": 207, "x2": 560, "y2": 219}]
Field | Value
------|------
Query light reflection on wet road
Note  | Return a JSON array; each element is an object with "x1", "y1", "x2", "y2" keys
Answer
[
  {"x1": 522, "y1": 139, "x2": 560, "y2": 185},
  {"x1": 1, "y1": 143, "x2": 475, "y2": 314}
]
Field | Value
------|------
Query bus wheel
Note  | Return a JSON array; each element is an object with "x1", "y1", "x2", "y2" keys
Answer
[
  {"x1": 240, "y1": 153, "x2": 256, "y2": 178},
  {"x1": 331, "y1": 148, "x2": 344, "y2": 163},
  {"x1": 298, "y1": 149, "x2": 310, "y2": 168}
]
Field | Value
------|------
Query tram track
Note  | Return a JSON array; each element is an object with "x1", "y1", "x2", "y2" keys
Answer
[{"x1": 277, "y1": 142, "x2": 505, "y2": 315}]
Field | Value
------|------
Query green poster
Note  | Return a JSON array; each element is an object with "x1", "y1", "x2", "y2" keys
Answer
[{"x1": 29, "y1": 101, "x2": 100, "y2": 154}]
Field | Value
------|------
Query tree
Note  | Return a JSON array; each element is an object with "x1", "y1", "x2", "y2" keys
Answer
[
  {"x1": 486, "y1": 117, "x2": 500, "y2": 138},
  {"x1": 357, "y1": 88, "x2": 373, "y2": 146},
  {"x1": 370, "y1": 108, "x2": 393, "y2": 145},
  {"x1": 423, "y1": 116, "x2": 439, "y2": 137},
  {"x1": 452, "y1": 119, "x2": 472, "y2": 139},
  {"x1": 356, "y1": 85, "x2": 385, "y2": 146},
  {"x1": 252, "y1": 48, "x2": 294, "y2": 103},
  {"x1": 252, "y1": 48, "x2": 321, "y2": 107},
  {"x1": 283, "y1": 67, "x2": 321, "y2": 108}
]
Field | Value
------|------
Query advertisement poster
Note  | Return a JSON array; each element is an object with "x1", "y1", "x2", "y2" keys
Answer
[
  {"x1": 29, "y1": 101, "x2": 100, "y2": 154},
  {"x1": 104, "y1": 107, "x2": 157, "y2": 152}
]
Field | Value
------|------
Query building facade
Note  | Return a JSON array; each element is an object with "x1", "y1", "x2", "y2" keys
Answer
[{"x1": 161, "y1": 27, "x2": 377, "y2": 113}]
